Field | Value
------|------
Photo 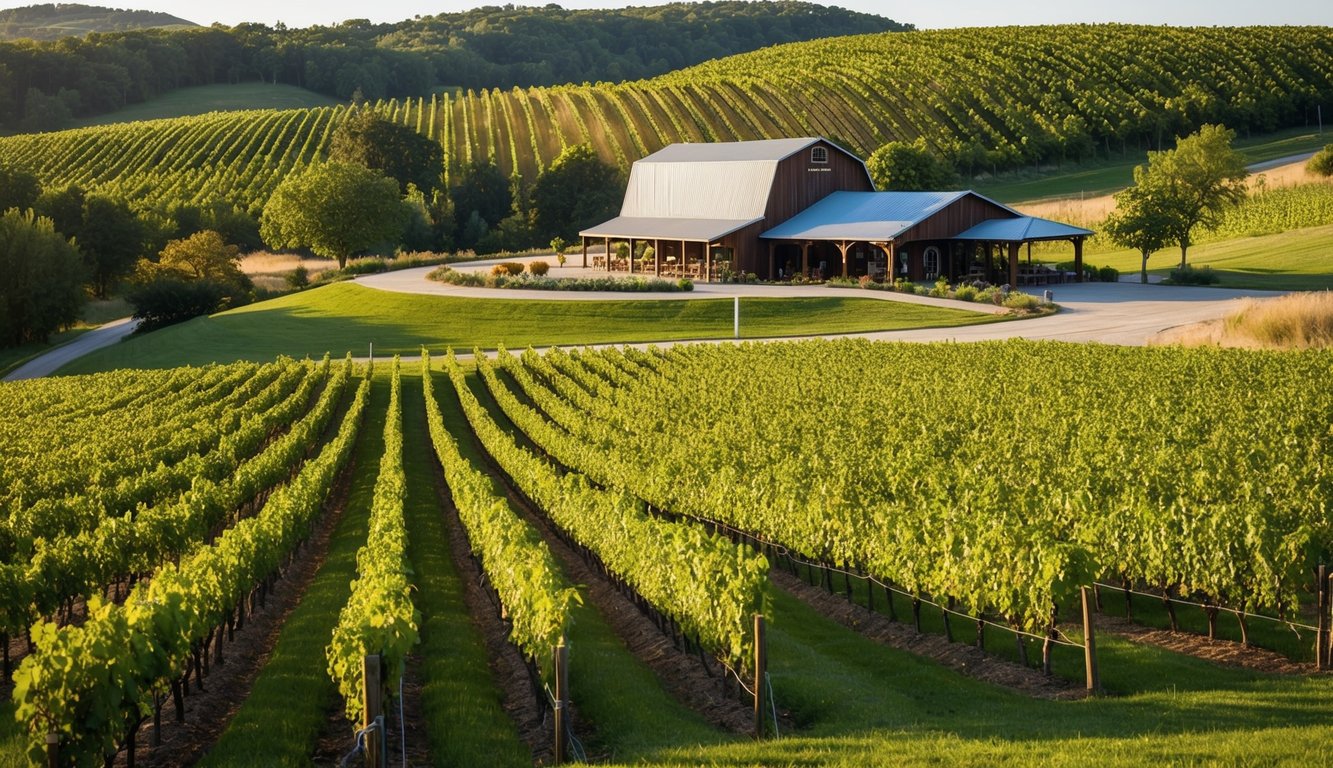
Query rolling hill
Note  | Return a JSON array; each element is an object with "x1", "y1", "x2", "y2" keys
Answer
[
  {"x1": 1, "y1": 24, "x2": 1331, "y2": 217},
  {"x1": 0, "y1": 3, "x2": 196, "y2": 41}
]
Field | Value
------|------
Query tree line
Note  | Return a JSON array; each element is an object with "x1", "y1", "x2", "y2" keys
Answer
[
  {"x1": 0, "y1": 1, "x2": 904, "y2": 131},
  {"x1": 0, "y1": 108, "x2": 622, "y2": 348}
]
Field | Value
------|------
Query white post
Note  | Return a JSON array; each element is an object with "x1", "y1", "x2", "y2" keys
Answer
[{"x1": 734, "y1": 296, "x2": 740, "y2": 339}]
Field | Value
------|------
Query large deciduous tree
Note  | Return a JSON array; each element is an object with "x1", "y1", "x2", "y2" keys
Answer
[
  {"x1": 79, "y1": 194, "x2": 145, "y2": 299},
  {"x1": 449, "y1": 159, "x2": 511, "y2": 248},
  {"x1": 328, "y1": 108, "x2": 445, "y2": 195},
  {"x1": 0, "y1": 210, "x2": 85, "y2": 347},
  {"x1": 0, "y1": 166, "x2": 41, "y2": 214},
  {"x1": 530, "y1": 144, "x2": 622, "y2": 243},
  {"x1": 1142, "y1": 124, "x2": 1247, "y2": 268},
  {"x1": 260, "y1": 162, "x2": 408, "y2": 269},
  {"x1": 866, "y1": 139, "x2": 957, "y2": 191},
  {"x1": 1102, "y1": 172, "x2": 1177, "y2": 284}
]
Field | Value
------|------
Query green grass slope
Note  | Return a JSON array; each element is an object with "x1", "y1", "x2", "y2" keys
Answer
[
  {"x1": 58, "y1": 282, "x2": 998, "y2": 373},
  {"x1": 72, "y1": 83, "x2": 340, "y2": 128}
]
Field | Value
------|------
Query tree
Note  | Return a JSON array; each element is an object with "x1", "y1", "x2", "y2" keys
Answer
[
  {"x1": 0, "y1": 210, "x2": 85, "y2": 347},
  {"x1": 260, "y1": 162, "x2": 408, "y2": 269},
  {"x1": 866, "y1": 139, "x2": 957, "y2": 191},
  {"x1": 530, "y1": 144, "x2": 622, "y2": 242},
  {"x1": 146, "y1": 229, "x2": 250, "y2": 294},
  {"x1": 450, "y1": 159, "x2": 512, "y2": 237},
  {"x1": 79, "y1": 194, "x2": 145, "y2": 299},
  {"x1": 1102, "y1": 174, "x2": 1177, "y2": 284},
  {"x1": 1307, "y1": 144, "x2": 1333, "y2": 177},
  {"x1": 328, "y1": 107, "x2": 445, "y2": 195},
  {"x1": 1142, "y1": 124, "x2": 1248, "y2": 268},
  {"x1": 0, "y1": 166, "x2": 41, "y2": 214},
  {"x1": 33, "y1": 184, "x2": 86, "y2": 238}
]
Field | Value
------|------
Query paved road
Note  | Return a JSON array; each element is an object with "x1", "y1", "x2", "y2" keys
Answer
[
  {"x1": 358, "y1": 266, "x2": 1283, "y2": 347},
  {"x1": 1247, "y1": 151, "x2": 1317, "y2": 173},
  {"x1": 3, "y1": 317, "x2": 140, "y2": 381}
]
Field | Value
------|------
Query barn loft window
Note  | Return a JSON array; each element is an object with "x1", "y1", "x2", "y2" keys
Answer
[{"x1": 810, "y1": 146, "x2": 829, "y2": 164}]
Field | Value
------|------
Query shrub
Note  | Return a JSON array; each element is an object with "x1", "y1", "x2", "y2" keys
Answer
[
  {"x1": 528, "y1": 260, "x2": 550, "y2": 276},
  {"x1": 975, "y1": 286, "x2": 1002, "y2": 304},
  {"x1": 1097, "y1": 266, "x2": 1120, "y2": 283},
  {"x1": 1167, "y1": 265, "x2": 1220, "y2": 285},
  {"x1": 929, "y1": 277, "x2": 951, "y2": 298},
  {"x1": 892, "y1": 279, "x2": 917, "y2": 293},
  {"x1": 128, "y1": 277, "x2": 227, "y2": 332},
  {"x1": 1003, "y1": 291, "x2": 1041, "y2": 310},
  {"x1": 341, "y1": 257, "x2": 389, "y2": 275},
  {"x1": 953, "y1": 284, "x2": 978, "y2": 302},
  {"x1": 285, "y1": 265, "x2": 309, "y2": 289},
  {"x1": 1307, "y1": 144, "x2": 1333, "y2": 177},
  {"x1": 677, "y1": 278, "x2": 694, "y2": 291},
  {"x1": 492, "y1": 261, "x2": 524, "y2": 276}
]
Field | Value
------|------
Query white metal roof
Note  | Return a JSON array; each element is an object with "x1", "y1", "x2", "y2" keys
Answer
[
  {"x1": 579, "y1": 216, "x2": 762, "y2": 242},
  {"x1": 637, "y1": 137, "x2": 822, "y2": 164}
]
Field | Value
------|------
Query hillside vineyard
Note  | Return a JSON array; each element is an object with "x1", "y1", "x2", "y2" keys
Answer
[{"x1": 1, "y1": 24, "x2": 1330, "y2": 212}]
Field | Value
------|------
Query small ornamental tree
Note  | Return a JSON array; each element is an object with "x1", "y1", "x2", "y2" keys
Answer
[
  {"x1": 261, "y1": 162, "x2": 408, "y2": 270},
  {"x1": 867, "y1": 139, "x2": 957, "y2": 191},
  {"x1": 1143, "y1": 124, "x2": 1248, "y2": 268},
  {"x1": 1102, "y1": 174, "x2": 1176, "y2": 284}
]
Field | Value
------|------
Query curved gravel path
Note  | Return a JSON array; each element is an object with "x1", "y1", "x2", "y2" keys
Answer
[
  {"x1": 3, "y1": 317, "x2": 140, "y2": 381},
  {"x1": 357, "y1": 265, "x2": 1284, "y2": 347}
]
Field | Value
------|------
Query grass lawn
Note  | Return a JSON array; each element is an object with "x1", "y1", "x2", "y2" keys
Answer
[
  {"x1": 59, "y1": 282, "x2": 1000, "y2": 373},
  {"x1": 976, "y1": 126, "x2": 1330, "y2": 203},
  {"x1": 72, "y1": 83, "x2": 339, "y2": 127},
  {"x1": 1087, "y1": 223, "x2": 1333, "y2": 290}
]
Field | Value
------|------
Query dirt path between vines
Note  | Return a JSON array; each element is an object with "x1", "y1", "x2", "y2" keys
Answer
[
  {"x1": 1094, "y1": 615, "x2": 1316, "y2": 676},
  {"x1": 770, "y1": 569, "x2": 1084, "y2": 700},
  {"x1": 119, "y1": 454, "x2": 357, "y2": 767}
]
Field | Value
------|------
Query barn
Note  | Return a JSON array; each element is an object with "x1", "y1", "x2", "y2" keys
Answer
[{"x1": 579, "y1": 137, "x2": 1092, "y2": 286}]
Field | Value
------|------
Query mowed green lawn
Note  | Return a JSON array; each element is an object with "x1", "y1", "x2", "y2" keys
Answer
[
  {"x1": 1087, "y1": 223, "x2": 1333, "y2": 290},
  {"x1": 59, "y1": 282, "x2": 1001, "y2": 373},
  {"x1": 976, "y1": 126, "x2": 1329, "y2": 203},
  {"x1": 72, "y1": 83, "x2": 339, "y2": 127}
]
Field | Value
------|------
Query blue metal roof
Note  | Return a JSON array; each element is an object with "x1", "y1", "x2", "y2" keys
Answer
[
  {"x1": 760, "y1": 191, "x2": 968, "y2": 241},
  {"x1": 953, "y1": 217, "x2": 1094, "y2": 241}
]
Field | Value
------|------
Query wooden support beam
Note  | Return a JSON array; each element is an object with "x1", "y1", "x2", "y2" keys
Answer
[
  {"x1": 1073, "y1": 237, "x2": 1085, "y2": 282},
  {"x1": 1008, "y1": 242, "x2": 1020, "y2": 289},
  {"x1": 629, "y1": 238, "x2": 636, "y2": 274},
  {"x1": 654, "y1": 239, "x2": 661, "y2": 275},
  {"x1": 836, "y1": 240, "x2": 853, "y2": 278},
  {"x1": 603, "y1": 237, "x2": 610, "y2": 273},
  {"x1": 705, "y1": 243, "x2": 713, "y2": 283},
  {"x1": 580, "y1": 237, "x2": 588, "y2": 269},
  {"x1": 767, "y1": 241, "x2": 775, "y2": 280},
  {"x1": 800, "y1": 241, "x2": 810, "y2": 277},
  {"x1": 681, "y1": 239, "x2": 688, "y2": 279}
]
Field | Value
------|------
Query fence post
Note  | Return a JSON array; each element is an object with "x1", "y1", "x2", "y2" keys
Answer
[
  {"x1": 1318, "y1": 565, "x2": 1329, "y2": 671},
  {"x1": 1081, "y1": 587, "x2": 1101, "y2": 694},
  {"x1": 753, "y1": 614, "x2": 767, "y2": 740},
  {"x1": 553, "y1": 638, "x2": 569, "y2": 765},
  {"x1": 362, "y1": 654, "x2": 382, "y2": 768},
  {"x1": 45, "y1": 731, "x2": 58, "y2": 768}
]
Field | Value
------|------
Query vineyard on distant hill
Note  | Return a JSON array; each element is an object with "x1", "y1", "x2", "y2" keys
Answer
[{"x1": 2, "y1": 25, "x2": 1330, "y2": 214}]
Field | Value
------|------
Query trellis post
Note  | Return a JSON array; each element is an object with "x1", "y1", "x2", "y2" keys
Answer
[
  {"x1": 1081, "y1": 587, "x2": 1101, "y2": 693},
  {"x1": 753, "y1": 614, "x2": 767, "y2": 739}
]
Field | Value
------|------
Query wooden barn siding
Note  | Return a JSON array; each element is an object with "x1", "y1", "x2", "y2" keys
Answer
[
  {"x1": 728, "y1": 221, "x2": 767, "y2": 275},
  {"x1": 763, "y1": 140, "x2": 873, "y2": 225},
  {"x1": 894, "y1": 195, "x2": 1016, "y2": 243}
]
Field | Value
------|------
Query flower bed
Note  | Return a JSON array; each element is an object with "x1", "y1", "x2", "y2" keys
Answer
[{"x1": 428, "y1": 266, "x2": 693, "y2": 292}]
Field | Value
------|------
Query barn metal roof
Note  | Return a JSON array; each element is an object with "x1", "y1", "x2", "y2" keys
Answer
[
  {"x1": 953, "y1": 217, "x2": 1094, "y2": 241},
  {"x1": 760, "y1": 191, "x2": 970, "y2": 241},
  {"x1": 579, "y1": 216, "x2": 763, "y2": 242},
  {"x1": 638, "y1": 137, "x2": 822, "y2": 163}
]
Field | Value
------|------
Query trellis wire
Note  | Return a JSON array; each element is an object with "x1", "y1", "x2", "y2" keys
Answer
[{"x1": 1093, "y1": 581, "x2": 1319, "y2": 633}]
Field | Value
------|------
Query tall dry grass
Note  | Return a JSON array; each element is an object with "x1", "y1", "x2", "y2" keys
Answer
[{"x1": 1153, "y1": 292, "x2": 1333, "y2": 349}]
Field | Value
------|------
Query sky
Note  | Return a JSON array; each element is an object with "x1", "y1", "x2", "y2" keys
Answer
[{"x1": 6, "y1": 0, "x2": 1330, "y2": 30}]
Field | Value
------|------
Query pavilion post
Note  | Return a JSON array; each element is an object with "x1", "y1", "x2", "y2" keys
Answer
[
  {"x1": 767, "y1": 241, "x2": 775, "y2": 280},
  {"x1": 629, "y1": 238, "x2": 636, "y2": 274},
  {"x1": 654, "y1": 239, "x2": 661, "y2": 275},
  {"x1": 1073, "y1": 238, "x2": 1085, "y2": 282},
  {"x1": 800, "y1": 241, "x2": 810, "y2": 277},
  {"x1": 1007, "y1": 242, "x2": 1020, "y2": 288},
  {"x1": 837, "y1": 240, "x2": 852, "y2": 278},
  {"x1": 872, "y1": 241, "x2": 893, "y2": 282},
  {"x1": 681, "y1": 239, "x2": 688, "y2": 279},
  {"x1": 985, "y1": 242, "x2": 994, "y2": 280},
  {"x1": 581, "y1": 237, "x2": 588, "y2": 268},
  {"x1": 705, "y1": 243, "x2": 713, "y2": 283},
  {"x1": 603, "y1": 237, "x2": 610, "y2": 272}
]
